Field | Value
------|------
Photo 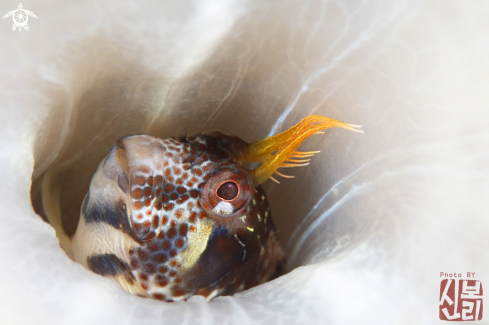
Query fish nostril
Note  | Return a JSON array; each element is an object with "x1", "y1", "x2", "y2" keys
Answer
[{"x1": 216, "y1": 181, "x2": 239, "y2": 201}]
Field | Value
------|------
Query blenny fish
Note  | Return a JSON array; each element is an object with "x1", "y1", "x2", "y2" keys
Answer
[{"x1": 67, "y1": 115, "x2": 360, "y2": 302}]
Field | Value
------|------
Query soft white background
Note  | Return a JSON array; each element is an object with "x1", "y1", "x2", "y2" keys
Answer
[{"x1": 0, "y1": 0, "x2": 488, "y2": 324}]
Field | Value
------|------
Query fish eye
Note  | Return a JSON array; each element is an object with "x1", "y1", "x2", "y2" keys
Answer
[
  {"x1": 216, "y1": 181, "x2": 239, "y2": 201},
  {"x1": 200, "y1": 165, "x2": 254, "y2": 219}
]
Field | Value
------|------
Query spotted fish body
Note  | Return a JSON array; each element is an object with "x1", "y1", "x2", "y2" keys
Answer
[
  {"x1": 73, "y1": 133, "x2": 283, "y2": 301},
  {"x1": 71, "y1": 115, "x2": 360, "y2": 302}
]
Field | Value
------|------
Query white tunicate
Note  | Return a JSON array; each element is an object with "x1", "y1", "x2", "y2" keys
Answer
[{"x1": 0, "y1": 0, "x2": 488, "y2": 324}]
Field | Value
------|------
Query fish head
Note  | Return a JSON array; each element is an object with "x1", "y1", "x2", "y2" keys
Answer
[{"x1": 73, "y1": 115, "x2": 360, "y2": 301}]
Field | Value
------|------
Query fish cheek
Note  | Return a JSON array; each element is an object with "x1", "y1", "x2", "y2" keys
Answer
[{"x1": 184, "y1": 226, "x2": 243, "y2": 290}]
